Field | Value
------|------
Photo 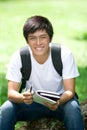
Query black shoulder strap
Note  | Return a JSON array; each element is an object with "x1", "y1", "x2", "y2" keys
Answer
[
  {"x1": 19, "y1": 46, "x2": 31, "y2": 93},
  {"x1": 52, "y1": 44, "x2": 78, "y2": 99},
  {"x1": 51, "y1": 44, "x2": 63, "y2": 76}
]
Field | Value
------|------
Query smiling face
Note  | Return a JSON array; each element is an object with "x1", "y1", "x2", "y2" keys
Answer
[{"x1": 27, "y1": 30, "x2": 51, "y2": 63}]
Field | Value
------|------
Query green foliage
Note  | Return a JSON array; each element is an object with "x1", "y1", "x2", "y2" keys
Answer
[
  {"x1": 0, "y1": 73, "x2": 7, "y2": 106},
  {"x1": 74, "y1": 31, "x2": 87, "y2": 40}
]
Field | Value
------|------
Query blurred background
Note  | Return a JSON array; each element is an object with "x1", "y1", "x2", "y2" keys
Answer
[{"x1": 0, "y1": 0, "x2": 87, "y2": 106}]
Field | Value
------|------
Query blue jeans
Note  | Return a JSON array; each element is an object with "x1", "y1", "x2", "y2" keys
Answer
[{"x1": 0, "y1": 97, "x2": 84, "y2": 130}]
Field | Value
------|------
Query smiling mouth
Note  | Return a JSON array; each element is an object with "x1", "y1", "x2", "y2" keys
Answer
[{"x1": 35, "y1": 46, "x2": 44, "y2": 51}]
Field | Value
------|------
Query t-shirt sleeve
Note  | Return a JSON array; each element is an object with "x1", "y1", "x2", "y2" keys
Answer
[
  {"x1": 61, "y1": 46, "x2": 79, "y2": 79},
  {"x1": 6, "y1": 50, "x2": 22, "y2": 82}
]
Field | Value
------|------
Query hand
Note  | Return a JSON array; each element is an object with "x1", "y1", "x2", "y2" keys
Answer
[
  {"x1": 23, "y1": 90, "x2": 33, "y2": 104},
  {"x1": 44, "y1": 100, "x2": 60, "y2": 111}
]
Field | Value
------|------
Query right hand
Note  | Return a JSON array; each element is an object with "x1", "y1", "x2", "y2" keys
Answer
[{"x1": 23, "y1": 90, "x2": 33, "y2": 104}]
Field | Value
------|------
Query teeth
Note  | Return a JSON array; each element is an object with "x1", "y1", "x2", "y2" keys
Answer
[{"x1": 36, "y1": 47, "x2": 43, "y2": 51}]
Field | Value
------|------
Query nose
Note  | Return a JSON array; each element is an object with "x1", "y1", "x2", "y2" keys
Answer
[{"x1": 36, "y1": 38, "x2": 41, "y2": 45}]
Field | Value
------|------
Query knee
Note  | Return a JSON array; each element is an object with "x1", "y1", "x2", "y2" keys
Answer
[
  {"x1": 63, "y1": 98, "x2": 81, "y2": 115},
  {"x1": 62, "y1": 98, "x2": 84, "y2": 130},
  {"x1": 1, "y1": 100, "x2": 16, "y2": 117}
]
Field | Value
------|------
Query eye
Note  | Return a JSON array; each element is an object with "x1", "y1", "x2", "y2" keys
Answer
[
  {"x1": 29, "y1": 37, "x2": 36, "y2": 40},
  {"x1": 41, "y1": 36, "x2": 47, "y2": 39},
  {"x1": 42, "y1": 36, "x2": 46, "y2": 38}
]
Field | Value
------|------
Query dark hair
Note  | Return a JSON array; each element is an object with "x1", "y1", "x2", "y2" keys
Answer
[{"x1": 23, "y1": 16, "x2": 54, "y2": 42}]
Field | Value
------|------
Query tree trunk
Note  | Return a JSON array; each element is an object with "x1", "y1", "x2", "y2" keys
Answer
[{"x1": 18, "y1": 99, "x2": 87, "y2": 130}]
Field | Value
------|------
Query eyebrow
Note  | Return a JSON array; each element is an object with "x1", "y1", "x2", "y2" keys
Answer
[{"x1": 28, "y1": 34, "x2": 47, "y2": 37}]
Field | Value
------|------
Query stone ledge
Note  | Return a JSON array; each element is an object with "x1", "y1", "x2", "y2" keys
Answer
[{"x1": 18, "y1": 99, "x2": 87, "y2": 130}]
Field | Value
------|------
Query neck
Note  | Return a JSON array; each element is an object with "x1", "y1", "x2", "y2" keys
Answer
[{"x1": 33, "y1": 48, "x2": 50, "y2": 64}]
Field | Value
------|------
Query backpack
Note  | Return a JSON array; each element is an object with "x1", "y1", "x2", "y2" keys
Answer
[{"x1": 19, "y1": 44, "x2": 63, "y2": 93}]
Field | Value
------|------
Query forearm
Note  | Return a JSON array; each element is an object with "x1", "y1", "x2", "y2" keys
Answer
[
  {"x1": 58, "y1": 78, "x2": 75, "y2": 105},
  {"x1": 59, "y1": 90, "x2": 75, "y2": 105},
  {"x1": 8, "y1": 90, "x2": 24, "y2": 103}
]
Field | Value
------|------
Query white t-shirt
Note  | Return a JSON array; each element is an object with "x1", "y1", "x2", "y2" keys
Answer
[{"x1": 6, "y1": 44, "x2": 79, "y2": 94}]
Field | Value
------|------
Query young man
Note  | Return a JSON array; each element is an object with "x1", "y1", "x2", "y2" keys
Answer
[{"x1": 0, "y1": 16, "x2": 84, "y2": 130}]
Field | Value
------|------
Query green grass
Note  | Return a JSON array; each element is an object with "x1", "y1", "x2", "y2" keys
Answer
[
  {"x1": 0, "y1": 73, "x2": 8, "y2": 105},
  {"x1": 76, "y1": 67, "x2": 87, "y2": 102},
  {"x1": 0, "y1": 0, "x2": 87, "y2": 129}
]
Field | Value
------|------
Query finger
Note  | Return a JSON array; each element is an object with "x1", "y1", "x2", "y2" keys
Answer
[
  {"x1": 23, "y1": 96, "x2": 33, "y2": 100},
  {"x1": 23, "y1": 92, "x2": 32, "y2": 97},
  {"x1": 23, "y1": 98, "x2": 33, "y2": 104},
  {"x1": 44, "y1": 102, "x2": 55, "y2": 110},
  {"x1": 24, "y1": 100, "x2": 33, "y2": 104},
  {"x1": 44, "y1": 102, "x2": 59, "y2": 111}
]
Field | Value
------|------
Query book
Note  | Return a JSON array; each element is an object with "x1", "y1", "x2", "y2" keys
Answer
[{"x1": 33, "y1": 90, "x2": 61, "y2": 105}]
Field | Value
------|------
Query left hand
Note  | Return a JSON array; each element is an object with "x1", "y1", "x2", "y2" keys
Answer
[
  {"x1": 23, "y1": 90, "x2": 33, "y2": 104},
  {"x1": 44, "y1": 100, "x2": 60, "y2": 111}
]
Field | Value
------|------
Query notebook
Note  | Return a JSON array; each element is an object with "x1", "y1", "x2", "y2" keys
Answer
[{"x1": 33, "y1": 90, "x2": 61, "y2": 105}]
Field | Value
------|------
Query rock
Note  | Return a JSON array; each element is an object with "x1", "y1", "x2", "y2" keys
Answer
[
  {"x1": 18, "y1": 99, "x2": 87, "y2": 130},
  {"x1": 80, "y1": 99, "x2": 87, "y2": 129},
  {"x1": 18, "y1": 119, "x2": 65, "y2": 130}
]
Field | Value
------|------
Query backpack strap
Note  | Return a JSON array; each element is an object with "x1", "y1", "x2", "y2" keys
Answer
[
  {"x1": 51, "y1": 44, "x2": 63, "y2": 76},
  {"x1": 19, "y1": 46, "x2": 31, "y2": 93}
]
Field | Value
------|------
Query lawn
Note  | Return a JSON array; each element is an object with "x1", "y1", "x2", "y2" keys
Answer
[{"x1": 0, "y1": 0, "x2": 87, "y2": 129}]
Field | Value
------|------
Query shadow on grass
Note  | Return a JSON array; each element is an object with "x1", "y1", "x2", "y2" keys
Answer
[
  {"x1": 76, "y1": 66, "x2": 87, "y2": 102},
  {"x1": 0, "y1": 73, "x2": 8, "y2": 106},
  {"x1": 74, "y1": 31, "x2": 87, "y2": 41},
  {"x1": 0, "y1": 66, "x2": 87, "y2": 106}
]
